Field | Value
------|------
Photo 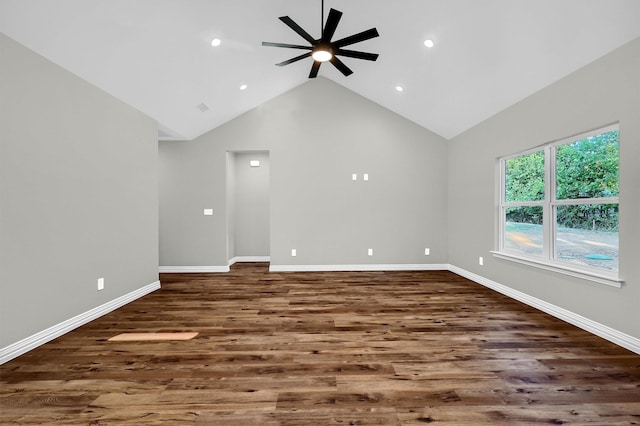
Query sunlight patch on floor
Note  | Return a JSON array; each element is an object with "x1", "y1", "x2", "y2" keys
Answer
[{"x1": 108, "y1": 332, "x2": 199, "y2": 341}]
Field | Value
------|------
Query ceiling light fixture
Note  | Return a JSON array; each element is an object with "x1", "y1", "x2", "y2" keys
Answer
[
  {"x1": 312, "y1": 44, "x2": 332, "y2": 62},
  {"x1": 395, "y1": 86, "x2": 404, "y2": 92},
  {"x1": 424, "y1": 39, "x2": 434, "y2": 48},
  {"x1": 239, "y1": 84, "x2": 248, "y2": 90},
  {"x1": 211, "y1": 38, "x2": 221, "y2": 47}
]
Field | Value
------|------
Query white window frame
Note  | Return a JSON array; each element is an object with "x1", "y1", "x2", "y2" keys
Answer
[{"x1": 492, "y1": 124, "x2": 622, "y2": 288}]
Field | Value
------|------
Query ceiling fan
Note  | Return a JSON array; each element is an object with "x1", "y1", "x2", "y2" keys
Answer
[{"x1": 262, "y1": 0, "x2": 380, "y2": 78}]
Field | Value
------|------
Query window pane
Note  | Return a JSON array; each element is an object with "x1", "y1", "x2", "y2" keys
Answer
[
  {"x1": 556, "y1": 130, "x2": 619, "y2": 200},
  {"x1": 555, "y1": 204, "x2": 618, "y2": 272},
  {"x1": 505, "y1": 151, "x2": 544, "y2": 202},
  {"x1": 505, "y1": 206, "x2": 543, "y2": 256}
]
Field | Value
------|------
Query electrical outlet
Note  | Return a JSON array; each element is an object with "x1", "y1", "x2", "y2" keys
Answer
[
  {"x1": 479, "y1": 256, "x2": 484, "y2": 266},
  {"x1": 352, "y1": 173, "x2": 357, "y2": 181},
  {"x1": 363, "y1": 173, "x2": 369, "y2": 181},
  {"x1": 368, "y1": 248, "x2": 373, "y2": 256},
  {"x1": 291, "y1": 249, "x2": 297, "y2": 257},
  {"x1": 97, "y1": 278, "x2": 104, "y2": 291},
  {"x1": 425, "y1": 248, "x2": 430, "y2": 255},
  {"x1": 204, "y1": 208, "x2": 213, "y2": 216}
]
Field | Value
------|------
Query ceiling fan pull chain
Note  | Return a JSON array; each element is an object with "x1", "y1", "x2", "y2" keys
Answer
[{"x1": 321, "y1": 0, "x2": 324, "y2": 37}]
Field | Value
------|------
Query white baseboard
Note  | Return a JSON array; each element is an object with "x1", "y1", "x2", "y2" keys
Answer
[
  {"x1": 159, "y1": 266, "x2": 230, "y2": 273},
  {"x1": 0, "y1": 280, "x2": 161, "y2": 365},
  {"x1": 269, "y1": 263, "x2": 449, "y2": 272},
  {"x1": 229, "y1": 256, "x2": 270, "y2": 266},
  {"x1": 448, "y1": 265, "x2": 640, "y2": 355}
]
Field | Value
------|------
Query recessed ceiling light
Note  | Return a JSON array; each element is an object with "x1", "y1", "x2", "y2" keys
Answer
[
  {"x1": 395, "y1": 86, "x2": 404, "y2": 92},
  {"x1": 211, "y1": 38, "x2": 221, "y2": 47},
  {"x1": 239, "y1": 84, "x2": 248, "y2": 90},
  {"x1": 424, "y1": 39, "x2": 434, "y2": 48}
]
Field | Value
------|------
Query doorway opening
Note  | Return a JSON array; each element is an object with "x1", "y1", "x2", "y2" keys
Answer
[{"x1": 226, "y1": 151, "x2": 270, "y2": 266}]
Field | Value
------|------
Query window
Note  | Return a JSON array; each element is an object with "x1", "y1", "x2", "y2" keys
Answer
[{"x1": 495, "y1": 124, "x2": 620, "y2": 286}]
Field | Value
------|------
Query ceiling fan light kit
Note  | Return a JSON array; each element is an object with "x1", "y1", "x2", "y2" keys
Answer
[
  {"x1": 262, "y1": 0, "x2": 379, "y2": 78},
  {"x1": 312, "y1": 43, "x2": 333, "y2": 62}
]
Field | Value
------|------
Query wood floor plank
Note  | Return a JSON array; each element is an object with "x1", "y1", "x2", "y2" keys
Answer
[{"x1": 1, "y1": 263, "x2": 639, "y2": 424}]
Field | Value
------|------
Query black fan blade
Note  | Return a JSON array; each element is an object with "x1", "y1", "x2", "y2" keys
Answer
[
  {"x1": 333, "y1": 28, "x2": 379, "y2": 48},
  {"x1": 322, "y1": 8, "x2": 343, "y2": 41},
  {"x1": 336, "y1": 49, "x2": 379, "y2": 61},
  {"x1": 309, "y1": 61, "x2": 321, "y2": 78},
  {"x1": 262, "y1": 41, "x2": 312, "y2": 50},
  {"x1": 330, "y1": 56, "x2": 353, "y2": 76},
  {"x1": 279, "y1": 16, "x2": 317, "y2": 44},
  {"x1": 276, "y1": 52, "x2": 312, "y2": 67}
]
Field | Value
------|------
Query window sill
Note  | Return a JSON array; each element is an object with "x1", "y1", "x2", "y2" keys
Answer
[{"x1": 490, "y1": 251, "x2": 623, "y2": 288}]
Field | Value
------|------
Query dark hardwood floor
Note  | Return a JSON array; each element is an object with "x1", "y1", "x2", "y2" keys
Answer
[{"x1": 1, "y1": 263, "x2": 639, "y2": 425}]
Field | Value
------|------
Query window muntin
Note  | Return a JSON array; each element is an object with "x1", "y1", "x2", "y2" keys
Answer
[{"x1": 499, "y1": 125, "x2": 619, "y2": 278}]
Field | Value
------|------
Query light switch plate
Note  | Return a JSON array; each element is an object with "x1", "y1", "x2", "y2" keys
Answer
[{"x1": 204, "y1": 209, "x2": 213, "y2": 216}]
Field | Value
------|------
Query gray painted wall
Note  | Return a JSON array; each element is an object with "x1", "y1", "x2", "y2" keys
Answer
[
  {"x1": 159, "y1": 78, "x2": 449, "y2": 267},
  {"x1": 0, "y1": 34, "x2": 158, "y2": 348},
  {"x1": 231, "y1": 152, "x2": 270, "y2": 258},
  {"x1": 448, "y1": 38, "x2": 640, "y2": 339}
]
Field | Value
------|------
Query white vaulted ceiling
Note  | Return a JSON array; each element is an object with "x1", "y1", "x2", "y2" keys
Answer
[{"x1": 1, "y1": 0, "x2": 639, "y2": 141}]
